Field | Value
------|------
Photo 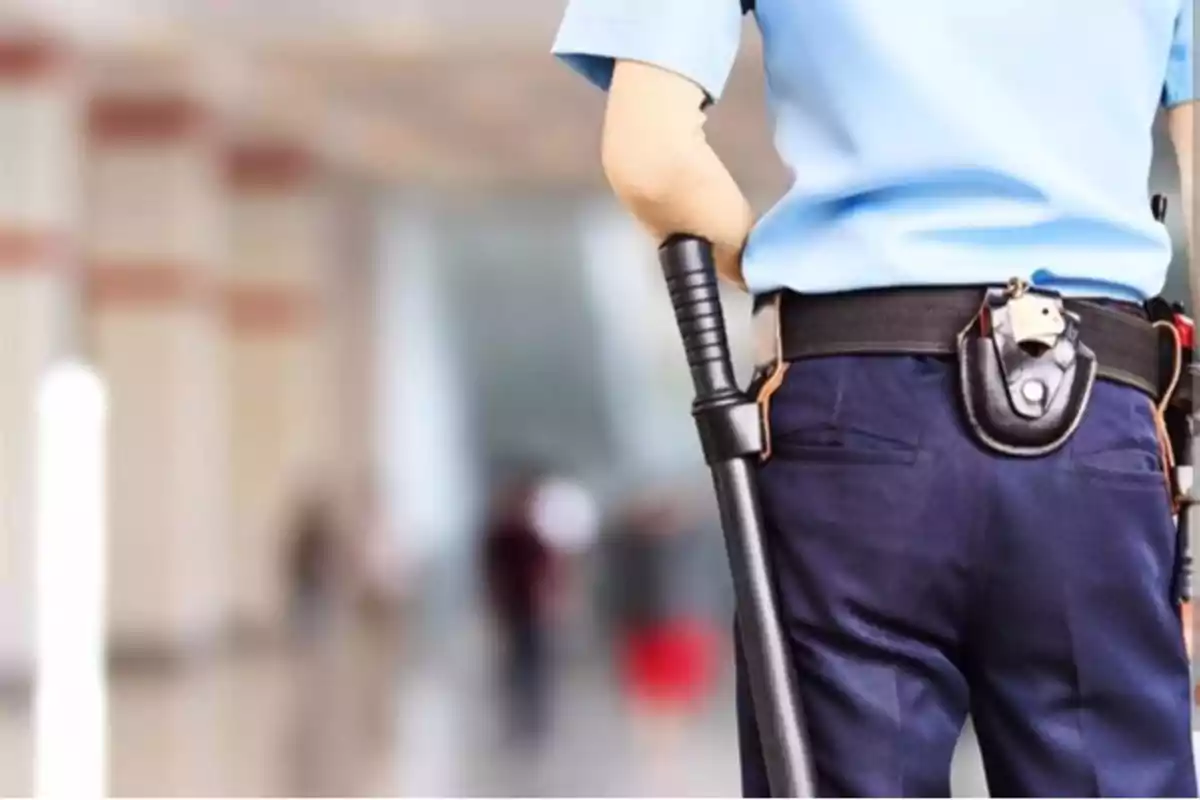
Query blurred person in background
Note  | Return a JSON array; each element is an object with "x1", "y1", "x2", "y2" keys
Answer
[
  {"x1": 481, "y1": 468, "x2": 565, "y2": 747},
  {"x1": 285, "y1": 488, "x2": 345, "y2": 642},
  {"x1": 280, "y1": 485, "x2": 362, "y2": 796},
  {"x1": 553, "y1": 0, "x2": 1195, "y2": 796}
]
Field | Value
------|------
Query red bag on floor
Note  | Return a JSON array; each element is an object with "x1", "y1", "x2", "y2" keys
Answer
[{"x1": 622, "y1": 619, "x2": 720, "y2": 709}]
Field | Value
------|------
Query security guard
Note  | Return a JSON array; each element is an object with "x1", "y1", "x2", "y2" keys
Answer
[{"x1": 553, "y1": 0, "x2": 1196, "y2": 797}]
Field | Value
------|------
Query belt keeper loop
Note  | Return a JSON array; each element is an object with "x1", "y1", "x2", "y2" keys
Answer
[{"x1": 756, "y1": 293, "x2": 789, "y2": 462}]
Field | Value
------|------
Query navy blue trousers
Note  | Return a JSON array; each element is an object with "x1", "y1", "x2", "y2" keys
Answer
[{"x1": 737, "y1": 355, "x2": 1196, "y2": 797}]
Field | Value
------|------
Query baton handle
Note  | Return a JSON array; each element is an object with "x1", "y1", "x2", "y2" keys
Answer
[{"x1": 659, "y1": 234, "x2": 741, "y2": 403}]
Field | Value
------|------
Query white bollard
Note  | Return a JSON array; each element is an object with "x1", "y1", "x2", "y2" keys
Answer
[{"x1": 34, "y1": 362, "x2": 107, "y2": 800}]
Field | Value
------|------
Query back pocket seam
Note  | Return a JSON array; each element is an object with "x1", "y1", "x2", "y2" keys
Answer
[{"x1": 770, "y1": 439, "x2": 920, "y2": 466}]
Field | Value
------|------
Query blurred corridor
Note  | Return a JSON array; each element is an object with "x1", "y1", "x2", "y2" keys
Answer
[{"x1": 0, "y1": 0, "x2": 1192, "y2": 796}]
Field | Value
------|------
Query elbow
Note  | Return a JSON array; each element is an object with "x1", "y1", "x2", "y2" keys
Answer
[
  {"x1": 601, "y1": 124, "x2": 690, "y2": 217},
  {"x1": 599, "y1": 59, "x2": 711, "y2": 224}
]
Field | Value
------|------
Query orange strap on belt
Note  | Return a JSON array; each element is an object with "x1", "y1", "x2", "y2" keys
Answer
[
  {"x1": 754, "y1": 293, "x2": 790, "y2": 462},
  {"x1": 1152, "y1": 319, "x2": 1185, "y2": 511}
]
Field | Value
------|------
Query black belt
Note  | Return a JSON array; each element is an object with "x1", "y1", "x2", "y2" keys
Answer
[{"x1": 774, "y1": 286, "x2": 1171, "y2": 400}]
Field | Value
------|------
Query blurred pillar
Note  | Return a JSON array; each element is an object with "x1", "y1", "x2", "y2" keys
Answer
[
  {"x1": 375, "y1": 201, "x2": 478, "y2": 575},
  {"x1": 324, "y1": 180, "x2": 384, "y2": 599},
  {"x1": 0, "y1": 31, "x2": 78, "y2": 682},
  {"x1": 327, "y1": 181, "x2": 379, "y2": 529},
  {"x1": 224, "y1": 138, "x2": 333, "y2": 634},
  {"x1": 84, "y1": 71, "x2": 230, "y2": 654}
]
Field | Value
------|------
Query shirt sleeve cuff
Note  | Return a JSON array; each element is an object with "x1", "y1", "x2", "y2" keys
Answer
[
  {"x1": 551, "y1": 13, "x2": 739, "y2": 103},
  {"x1": 1164, "y1": 50, "x2": 1195, "y2": 107},
  {"x1": 1164, "y1": 80, "x2": 1196, "y2": 109},
  {"x1": 1163, "y1": 6, "x2": 1194, "y2": 108}
]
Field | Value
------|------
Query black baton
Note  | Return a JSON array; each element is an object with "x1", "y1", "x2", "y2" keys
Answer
[{"x1": 658, "y1": 235, "x2": 814, "y2": 798}]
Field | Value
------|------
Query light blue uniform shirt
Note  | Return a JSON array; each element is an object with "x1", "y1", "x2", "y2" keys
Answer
[{"x1": 553, "y1": 0, "x2": 1195, "y2": 302}]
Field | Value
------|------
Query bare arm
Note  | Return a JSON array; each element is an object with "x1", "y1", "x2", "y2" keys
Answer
[
  {"x1": 601, "y1": 60, "x2": 754, "y2": 289},
  {"x1": 1167, "y1": 102, "x2": 1195, "y2": 312}
]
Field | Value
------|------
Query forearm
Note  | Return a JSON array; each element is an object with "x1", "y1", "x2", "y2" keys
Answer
[{"x1": 601, "y1": 60, "x2": 754, "y2": 288}]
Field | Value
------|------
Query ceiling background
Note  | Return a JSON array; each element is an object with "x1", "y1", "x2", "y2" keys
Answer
[
  {"x1": 0, "y1": 0, "x2": 1177, "y2": 201},
  {"x1": 2, "y1": 0, "x2": 783, "y2": 193}
]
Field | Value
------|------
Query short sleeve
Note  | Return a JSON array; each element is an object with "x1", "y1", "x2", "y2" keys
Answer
[
  {"x1": 551, "y1": 0, "x2": 744, "y2": 103},
  {"x1": 1163, "y1": 0, "x2": 1195, "y2": 107}
]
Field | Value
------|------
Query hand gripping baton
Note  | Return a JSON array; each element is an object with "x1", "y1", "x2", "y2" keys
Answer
[{"x1": 658, "y1": 234, "x2": 814, "y2": 798}]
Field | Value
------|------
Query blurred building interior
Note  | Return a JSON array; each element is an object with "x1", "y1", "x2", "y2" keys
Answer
[{"x1": 0, "y1": 0, "x2": 1190, "y2": 796}]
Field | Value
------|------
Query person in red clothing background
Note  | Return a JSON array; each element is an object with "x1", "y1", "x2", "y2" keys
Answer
[{"x1": 481, "y1": 470, "x2": 563, "y2": 746}]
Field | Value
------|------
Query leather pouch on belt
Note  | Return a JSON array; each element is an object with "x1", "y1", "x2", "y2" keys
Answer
[{"x1": 957, "y1": 281, "x2": 1097, "y2": 457}]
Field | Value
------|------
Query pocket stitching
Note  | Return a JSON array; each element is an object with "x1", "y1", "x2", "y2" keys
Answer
[
  {"x1": 770, "y1": 439, "x2": 919, "y2": 466},
  {"x1": 1067, "y1": 383, "x2": 1164, "y2": 485},
  {"x1": 1069, "y1": 455, "x2": 1167, "y2": 485},
  {"x1": 1071, "y1": 467, "x2": 1167, "y2": 486},
  {"x1": 766, "y1": 357, "x2": 928, "y2": 465}
]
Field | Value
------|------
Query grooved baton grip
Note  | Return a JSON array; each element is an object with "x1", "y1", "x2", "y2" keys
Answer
[{"x1": 658, "y1": 235, "x2": 740, "y2": 401}]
